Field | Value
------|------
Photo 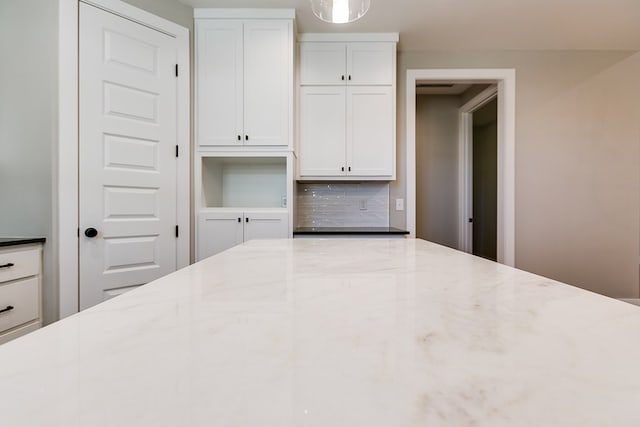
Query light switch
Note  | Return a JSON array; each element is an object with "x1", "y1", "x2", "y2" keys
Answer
[{"x1": 395, "y1": 199, "x2": 404, "y2": 211}]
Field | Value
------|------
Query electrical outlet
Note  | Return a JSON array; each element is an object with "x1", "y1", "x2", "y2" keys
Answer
[{"x1": 395, "y1": 198, "x2": 404, "y2": 211}]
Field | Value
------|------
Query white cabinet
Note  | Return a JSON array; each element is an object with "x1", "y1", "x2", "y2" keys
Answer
[
  {"x1": 299, "y1": 42, "x2": 394, "y2": 86},
  {"x1": 298, "y1": 34, "x2": 398, "y2": 180},
  {"x1": 0, "y1": 243, "x2": 43, "y2": 345},
  {"x1": 196, "y1": 14, "x2": 293, "y2": 148},
  {"x1": 198, "y1": 209, "x2": 288, "y2": 260},
  {"x1": 299, "y1": 86, "x2": 393, "y2": 177}
]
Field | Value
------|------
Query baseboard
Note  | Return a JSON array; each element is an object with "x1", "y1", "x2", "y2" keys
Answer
[{"x1": 618, "y1": 298, "x2": 640, "y2": 306}]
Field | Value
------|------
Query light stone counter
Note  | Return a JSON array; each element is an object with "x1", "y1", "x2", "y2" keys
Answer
[{"x1": 1, "y1": 239, "x2": 639, "y2": 426}]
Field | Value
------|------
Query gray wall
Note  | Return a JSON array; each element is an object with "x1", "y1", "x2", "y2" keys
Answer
[
  {"x1": 392, "y1": 50, "x2": 640, "y2": 298},
  {"x1": 415, "y1": 95, "x2": 459, "y2": 248},
  {"x1": 0, "y1": 0, "x2": 59, "y2": 324}
]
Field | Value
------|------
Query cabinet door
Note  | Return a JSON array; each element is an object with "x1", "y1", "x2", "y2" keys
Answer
[
  {"x1": 243, "y1": 20, "x2": 291, "y2": 146},
  {"x1": 346, "y1": 43, "x2": 394, "y2": 85},
  {"x1": 299, "y1": 86, "x2": 346, "y2": 177},
  {"x1": 198, "y1": 210, "x2": 244, "y2": 260},
  {"x1": 196, "y1": 20, "x2": 243, "y2": 146},
  {"x1": 347, "y1": 86, "x2": 394, "y2": 177},
  {"x1": 243, "y1": 210, "x2": 289, "y2": 242},
  {"x1": 299, "y1": 42, "x2": 346, "y2": 85}
]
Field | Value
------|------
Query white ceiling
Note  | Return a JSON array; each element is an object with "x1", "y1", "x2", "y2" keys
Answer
[{"x1": 178, "y1": 0, "x2": 640, "y2": 51}]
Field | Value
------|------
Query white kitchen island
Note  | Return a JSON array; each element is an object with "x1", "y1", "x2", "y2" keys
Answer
[{"x1": 1, "y1": 239, "x2": 640, "y2": 426}]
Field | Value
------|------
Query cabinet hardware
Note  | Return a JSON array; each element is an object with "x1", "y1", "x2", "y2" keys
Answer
[
  {"x1": 84, "y1": 228, "x2": 98, "y2": 238},
  {"x1": 237, "y1": 217, "x2": 241, "y2": 223},
  {"x1": 246, "y1": 217, "x2": 249, "y2": 223},
  {"x1": 175, "y1": 145, "x2": 179, "y2": 158},
  {"x1": 348, "y1": 75, "x2": 351, "y2": 81},
  {"x1": 175, "y1": 64, "x2": 179, "y2": 77},
  {"x1": 245, "y1": 135, "x2": 249, "y2": 141},
  {"x1": 237, "y1": 135, "x2": 241, "y2": 141},
  {"x1": 341, "y1": 166, "x2": 345, "y2": 172},
  {"x1": 0, "y1": 262, "x2": 15, "y2": 269},
  {"x1": 348, "y1": 166, "x2": 351, "y2": 172},
  {"x1": 341, "y1": 75, "x2": 345, "y2": 81},
  {"x1": 175, "y1": 225, "x2": 179, "y2": 238},
  {"x1": 0, "y1": 305, "x2": 14, "y2": 314}
]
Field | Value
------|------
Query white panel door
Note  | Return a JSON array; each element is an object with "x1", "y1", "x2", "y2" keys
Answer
[
  {"x1": 243, "y1": 20, "x2": 290, "y2": 146},
  {"x1": 299, "y1": 86, "x2": 346, "y2": 176},
  {"x1": 79, "y1": 3, "x2": 178, "y2": 309},
  {"x1": 196, "y1": 20, "x2": 243, "y2": 146},
  {"x1": 198, "y1": 211, "x2": 244, "y2": 260},
  {"x1": 299, "y1": 42, "x2": 346, "y2": 85},
  {"x1": 347, "y1": 86, "x2": 394, "y2": 176},
  {"x1": 243, "y1": 211, "x2": 288, "y2": 242},
  {"x1": 346, "y1": 43, "x2": 395, "y2": 85}
]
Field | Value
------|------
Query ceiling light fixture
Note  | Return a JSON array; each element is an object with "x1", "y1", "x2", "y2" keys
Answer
[{"x1": 310, "y1": 0, "x2": 370, "y2": 24}]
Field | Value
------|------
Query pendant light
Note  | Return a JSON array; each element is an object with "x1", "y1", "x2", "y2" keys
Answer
[{"x1": 310, "y1": 0, "x2": 371, "y2": 24}]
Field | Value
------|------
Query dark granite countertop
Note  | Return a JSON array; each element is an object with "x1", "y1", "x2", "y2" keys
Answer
[
  {"x1": 0, "y1": 237, "x2": 46, "y2": 248},
  {"x1": 293, "y1": 227, "x2": 409, "y2": 235}
]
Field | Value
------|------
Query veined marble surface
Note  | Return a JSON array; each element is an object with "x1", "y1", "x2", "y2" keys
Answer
[{"x1": 1, "y1": 239, "x2": 640, "y2": 426}]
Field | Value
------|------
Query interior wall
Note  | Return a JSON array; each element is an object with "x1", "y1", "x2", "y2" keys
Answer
[
  {"x1": 415, "y1": 95, "x2": 459, "y2": 248},
  {"x1": 392, "y1": 50, "x2": 640, "y2": 298},
  {"x1": 0, "y1": 0, "x2": 59, "y2": 324}
]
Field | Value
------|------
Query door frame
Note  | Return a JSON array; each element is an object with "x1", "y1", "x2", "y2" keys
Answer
[
  {"x1": 406, "y1": 69, "x2": 515, "y2": 266},
  {"x1": 458, "y1": 85, "x2": 498, "y2": 254},
  {"x1": 58, "y1": 0, "x2": 190, "y2": 318}
]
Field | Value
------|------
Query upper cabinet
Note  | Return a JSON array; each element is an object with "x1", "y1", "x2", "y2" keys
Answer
[
  {"x1": 297, "y1": 33, "x2": 398, "y2": 181},
  {"x1": 195, "y1": 10, "x2": 294, "y2": 149},
  {"x1": 299, "y1": 42, "x2": 395, "y2": 86}
]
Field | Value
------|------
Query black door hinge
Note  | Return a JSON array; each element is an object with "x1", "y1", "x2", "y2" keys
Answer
[
  {"x1": 175, "y1": 64, "x2": 178, "y2": 77},
  {"x1": 175, "y1": 225, "x2": 179, "y2": 238},
  {"x1": 175, "y1": 145, "x2": 179, "y2": 158}
]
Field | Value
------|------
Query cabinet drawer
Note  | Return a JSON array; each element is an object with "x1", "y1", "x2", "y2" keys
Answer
[
  {"x1": 0, "y1": 277, "x2": 39, "y2": 333},
  {"x1": 0, "y1": 248, "x2": 40, "y2": 283}
]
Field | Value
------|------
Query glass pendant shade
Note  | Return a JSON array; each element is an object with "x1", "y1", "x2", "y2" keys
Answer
[{"x1": 310, "y1": 0, "x2": 371, "y2": 24}]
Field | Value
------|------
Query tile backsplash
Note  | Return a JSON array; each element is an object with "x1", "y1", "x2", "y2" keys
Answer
[{"x1": 296, "y1": 183, "x2": 389, "y2": 227}]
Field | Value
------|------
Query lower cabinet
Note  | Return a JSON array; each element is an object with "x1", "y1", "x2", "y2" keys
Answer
[
  {"x1": 0, "y1": 243, "x2": 43, "y2": 345},
  {"x1": 198, "y1": 209, "x2": 288, "y2": 260}
]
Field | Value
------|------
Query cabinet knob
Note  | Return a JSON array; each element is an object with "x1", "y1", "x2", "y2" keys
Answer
[
  {"x1": 246, "y1": 217, "x2": 249, "y2": 223},
  {"x1": 348, "y1": 75, "x2": 351, "y2": 81},
  {"x1": 84, "y1": 227, "x2": 98, "y2": 238},
  {"x1": 245, "y1": 135, "x2": 249, "y2": 141},
  {"x1": 341, "y1": 75, "x2": 345, "y2": 81},
  {"x1": 238, "y1": 217, "x2": 241, "y2": 223},
  {"x1": 237, "y1": 135, "x2": 241, "y2": 141},
  {"x1": 341, "y1": 166, "x2": 345, "y2": 172},
  {"x1": 348, "y1": 166, "x2": 351, "y2": 172}
]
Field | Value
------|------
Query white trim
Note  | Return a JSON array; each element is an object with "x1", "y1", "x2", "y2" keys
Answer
[
  {"x1": 406, "y1": 69, "x2": 516, "y2": 267},
  {"x1": 458, "y1": 85, "x2": 498, "y2": 253},
  {"x1": 58, "y1": 0, "x2": 190, "y2": 318},
  {"x1": 298, "y1": 33, "x2": 399, "y2": 43},
  {"x1": 58, "y1": 0, "x2": 79, "y2": 319},
  {"x1": 194, "y1": 8, "x2": 296, "y2": 19}
]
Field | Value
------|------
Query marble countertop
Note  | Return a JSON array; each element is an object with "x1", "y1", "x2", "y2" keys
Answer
[
  {"x1": 0, "y1": 237, "x2": 46, "y2": 247},
  {"x1": 1, "y1": 239, "x2": 639, "y2": 426},
  {"x1": 293, "y1": 226, "x2": 409, "y2": 234}
]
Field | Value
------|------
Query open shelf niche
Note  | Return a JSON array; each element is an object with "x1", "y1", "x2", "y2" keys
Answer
[{"x1": 201, "y1": 156, "x2": 288, "y2": 209}]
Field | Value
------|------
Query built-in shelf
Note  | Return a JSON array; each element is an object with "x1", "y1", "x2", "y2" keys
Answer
[{"x1": 201, "y1": 157, "x2": 287, "y2": 209}]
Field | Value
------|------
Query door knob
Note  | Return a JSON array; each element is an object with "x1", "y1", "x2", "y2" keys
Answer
[{"x1": 84, "y1": 227, "x2": 98, "y2": 238}]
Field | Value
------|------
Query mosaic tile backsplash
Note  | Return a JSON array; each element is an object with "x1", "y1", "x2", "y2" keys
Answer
[{"x1": 296, "y1": 183, "x2": 390, "y2": 227}]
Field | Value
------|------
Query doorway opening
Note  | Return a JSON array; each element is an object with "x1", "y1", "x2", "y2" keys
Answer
[{"x1": 406, "y1": 69, "x2": 515, "y2": 266}]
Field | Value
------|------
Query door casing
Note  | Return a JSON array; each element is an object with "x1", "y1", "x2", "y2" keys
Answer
[
  {"x1": 58, "y1": 0, "x2": 190, "y2": 318},
  {"x1": 406, "y1": 69, "x2": 515, "y2": 267}
]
